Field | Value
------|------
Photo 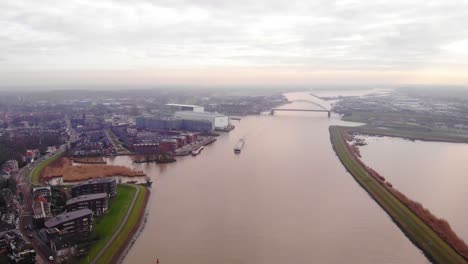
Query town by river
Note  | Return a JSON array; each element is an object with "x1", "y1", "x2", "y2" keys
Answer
[{"x1": 112, "y1": 92, "x2": 430, "y2": 264}]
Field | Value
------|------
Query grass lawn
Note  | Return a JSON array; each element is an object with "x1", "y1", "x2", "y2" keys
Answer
[
  {"x1": 97, "y1": 185, "x2": 148, "y2": 264},
  {"x1": 329, "y1": 126, "x2": 466, "y2": 264},
  {"x1": 347, "y1": 125, "x2": 468, "y2": 144},
  {"x1": 81, "y1": 184, "x2": 135, "y2": 263},
  {"x1": 342, "y1": 111, "x2": 468, "y2": 125},
  {"x1": 30, "y1": 151, "x2": 64, "y2": 185},
  {"x1": 82, "y1": 184, "x2": 148, "y2": 264}
]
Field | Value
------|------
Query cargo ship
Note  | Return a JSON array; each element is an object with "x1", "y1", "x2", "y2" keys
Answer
[
  {"x1": 234, "y1": 139, "x2": 245, "y2": 153},
  {"x1": 191, "y1": 146, "x2": 204, "y2": 156}
]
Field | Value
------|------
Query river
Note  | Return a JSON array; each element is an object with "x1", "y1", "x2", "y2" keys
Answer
[
  {"x1": 358, "y1": 135, "x2": 468, "y2": 243},
  {"x1": 116, "y1": 92, "x2": 428, "y2": 264}
]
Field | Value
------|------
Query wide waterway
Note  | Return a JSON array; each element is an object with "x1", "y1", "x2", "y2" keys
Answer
[
  {"x1": 118, "y1": 92, "x2": 428, "y2": 263},
  {"x1": 358, "y1": 135, "x2": 468, "y2": 243}
]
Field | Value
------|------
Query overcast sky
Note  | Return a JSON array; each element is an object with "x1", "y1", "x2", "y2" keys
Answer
[{"x1": 1, "y1": 0, "x2": 468, "y2": 88}]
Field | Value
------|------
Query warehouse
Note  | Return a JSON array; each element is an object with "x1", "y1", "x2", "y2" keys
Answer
[
  {"x1": 165, "y1": 104, "x2": 204, "y2": 112},
  {"x1": 174, "y1": 111, "x2": 229, "y2": 130}
]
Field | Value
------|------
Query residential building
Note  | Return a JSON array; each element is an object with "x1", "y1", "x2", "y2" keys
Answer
[
  {"x1": 44, "y1": 209, "x2": 93, "y2": 236},
  {"x1": 44, "y1": 209, "x2": 94, "y2": 258},
  {"x1": 32, "y1": 199, "x2": 52, "y2": 228},
  {"x1": 133, "y1": 143, "x2": 160, "y2": 154},
  {"x1": 32, "y1": 186, "x2": 51, "y2": 199},
  {"x1": 2, "y1": 230, "x2": 35, "y2": 263},
  {"x1": 66, "y1": 193, "x2": 109, "y2": 215},
  {"x1": 71, "y1": 178, "x2": 117, "y2": 198},
  {"x1": 1, "y1": 160, "x2": 18, "y2": 174}
]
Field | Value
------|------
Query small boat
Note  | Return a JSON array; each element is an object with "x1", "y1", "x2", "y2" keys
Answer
[
  {"x1": 234, "y1": 139, "x2": 245, "y2": 154},
  {"x1": 191, "y1": 146, "x2": 204, "y2": 156}
]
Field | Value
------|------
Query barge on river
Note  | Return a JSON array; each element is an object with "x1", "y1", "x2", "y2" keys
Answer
[{"x1": 234, "y1": 139, "x2": 245, "y2": 154}]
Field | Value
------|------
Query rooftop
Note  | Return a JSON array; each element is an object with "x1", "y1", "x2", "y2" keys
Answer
[
  {"x1": 32, "y1": 201, "x2": 52, "y2": 218},
  {"x1": 66, "y1": 193, "x2": 107, "y2": 205},
  {"x1": 73, "y1": 177, "x2": 116, "y2": 188},
  {"x1": 44, "y1": 209, "x2": 93, "y2": 228},
  {"x1": 175, "y1": 111, "x2": 226, "y2": 117},
  {"x1": 33, "y1": 186, "x2": 51, "y2": 192},
  {"x1": 165, "y1": 103, "x2": 202, "y2": 108}
]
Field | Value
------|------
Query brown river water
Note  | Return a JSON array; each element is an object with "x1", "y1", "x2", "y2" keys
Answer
[
  {"x1": 113, "y1": 92, "x2": 429, "y2": 264},
  {"x1": 358, "y1": 136, "x2": 468, "y2": 243}
]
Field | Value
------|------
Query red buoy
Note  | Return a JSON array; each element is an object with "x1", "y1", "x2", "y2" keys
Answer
[{"x1": 156, "y1": 258, "x2": 160, "y2": 264}]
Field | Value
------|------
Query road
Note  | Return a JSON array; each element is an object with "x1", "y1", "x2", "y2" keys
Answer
[{"x1": 15, "y1": 147, "x2": 66, "y2": 264}]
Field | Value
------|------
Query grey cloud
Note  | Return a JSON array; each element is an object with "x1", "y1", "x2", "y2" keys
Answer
[{"x1": 1, "y1": 0, "x2": 468, "y2": 75}]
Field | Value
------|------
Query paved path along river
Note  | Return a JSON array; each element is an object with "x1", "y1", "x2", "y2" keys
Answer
[{"x1": 116, "y1": 92, "x2": 429, "y2": 263}]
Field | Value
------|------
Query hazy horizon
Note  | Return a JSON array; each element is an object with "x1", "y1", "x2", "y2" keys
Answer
[{"x1": 1, "y1": 0, "x2": 468, "y2": 88}]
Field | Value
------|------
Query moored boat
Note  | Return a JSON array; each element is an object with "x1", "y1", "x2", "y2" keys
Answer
[{"x1": 191, "y1": 146, "x2": 204, "y2": 156}]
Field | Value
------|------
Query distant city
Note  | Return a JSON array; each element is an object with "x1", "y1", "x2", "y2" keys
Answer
[{"x1": 1, "y1": 86, "x2": 468, "y2": 263}]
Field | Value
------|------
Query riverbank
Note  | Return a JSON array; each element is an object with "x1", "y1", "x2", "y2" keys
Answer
[
  {"x1": 115, "y1": 186, "x2": 151, "y2": 264},
  {"x1": 329, "y1": 126, "x2": 467, "y2": 263},
  {"x1": 83, "y1": 184, "x2": 149, "y2": 264},
  {"x1": 72, "y1": 157, "x2": 107, "y2": 164},
  {"x1": 347, "y1": 125, "x2": 468, "y2": 144},
  {"x1": 29, "y1": 150, "x2": 65, "y2": 185},
  {"x1": 42, "y1": 157, "x2": 145, "y2": 182},
  {"x1": 174, "y1": 137, "x2": 217, "y2": 156}
]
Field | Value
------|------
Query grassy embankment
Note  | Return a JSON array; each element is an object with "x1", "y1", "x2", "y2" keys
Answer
[
  {"x1": 82, "y1": 184, "x2": 148, "y2": 264},
  {"x1": 329, "y1": 126, "x2": 467, "y2": 264},
  {"x1": 342, "y1": 111, "x2": 468, "y2": 125},
  {"x1": 348, "y1": 125, "x2": 468, "y2": 143},
  {"x1": 29, "y1": 151, "x2": 64, "y2": 185},
  {"x1": 342, "y1": 111, "x2": 468, "y2": 143}
]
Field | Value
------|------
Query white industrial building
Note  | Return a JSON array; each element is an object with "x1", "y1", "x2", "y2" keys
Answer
[
  {"x1": 174, "y1": 111, "x2": 229, "y2": 130},
  {"x1": 165, "y1": 104, "x2": 204, "y2": 112}
]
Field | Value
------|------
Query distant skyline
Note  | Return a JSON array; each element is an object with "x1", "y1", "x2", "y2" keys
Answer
[{"x1": 1, "y1": 0, "x2": 468, "y2": 87}]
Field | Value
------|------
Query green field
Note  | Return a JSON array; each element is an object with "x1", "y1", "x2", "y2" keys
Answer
[
  {"x1": 83, "y1": 184, "x2": 148, "y2": 264},
  {"x1": 329, "y1": 126, "x2": 467, "y2": 264},
  {"x1": 29, "y1": 151, "x2": 64, "y2": 185},
  {"x1": 349, "y1": 125, "x2": 468, "y2": 143},
  {"x1": 97, "y1": 185, "x2": 148, "y2": 264},
  {"x1": 342, "y1": 111, "x2": 468, "y2": 125}
]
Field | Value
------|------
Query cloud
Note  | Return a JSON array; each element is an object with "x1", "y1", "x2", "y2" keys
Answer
[{"x1": 0, "y1": 0, "x2": 468, "y2": 86}]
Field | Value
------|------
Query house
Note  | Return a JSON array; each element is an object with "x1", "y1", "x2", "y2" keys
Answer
[
  {"x1": 32, "y1": 186, "x2": 52, "y2": 199},
  {"x1": 24, "y1": 150, "x2": 40, "y2": 163},
  {"x1": 2, "y1": 230, "x2": 35, "y2": 263},
  {"x1": 32, "y1": 198, "x2": 52, "y2": 228},
  {"x1": 1, "y1": 160, "x2": 18, "y2": 175}
]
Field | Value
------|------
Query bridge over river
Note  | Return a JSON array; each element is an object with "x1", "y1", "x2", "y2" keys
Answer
[{"x1": 270, "y1": 99, "x2": 331, "y2": 117}]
